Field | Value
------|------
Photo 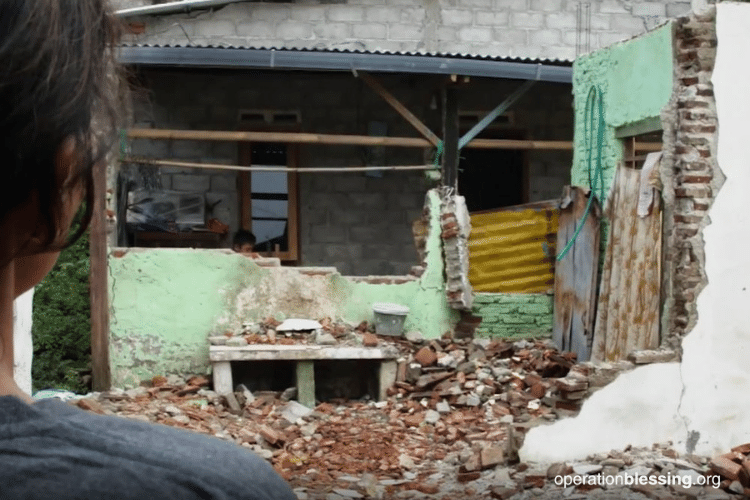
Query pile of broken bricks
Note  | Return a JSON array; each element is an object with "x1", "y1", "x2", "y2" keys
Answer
[
  {"x1": 72, "y1": 371, "x2": 747, "y2": 500},
  {"x1": 210, "y1": 315, "x2": 624, "y2": 419},
  {"x1": 209, "y1": 317, "x2": 388, "y2": 348},
  {"x1": 71, "y1": 328, "x2": 716, "y2": 499},
  {"x1": 77, "y1": 317, "x2": 750, "y2": 499}
]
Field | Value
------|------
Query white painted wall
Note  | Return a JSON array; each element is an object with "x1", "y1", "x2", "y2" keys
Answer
[
  {"x1": 521, "y1": 2, "x2": 750, "y2": 463},
  {"x1": 13, "y1": 289, "x2": 34, "y2": 395}
]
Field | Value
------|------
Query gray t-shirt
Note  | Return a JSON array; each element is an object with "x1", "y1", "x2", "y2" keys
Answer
[{"x1": 0, "y1": 396, "x2": 296, "y2": 499}]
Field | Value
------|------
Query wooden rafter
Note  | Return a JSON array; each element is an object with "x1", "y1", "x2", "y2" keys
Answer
[{"x1": 358, "y1": 71, "x2": 441, "y2": 147}]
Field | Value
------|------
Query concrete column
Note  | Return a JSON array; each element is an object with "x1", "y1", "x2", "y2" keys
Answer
[
  {"x1": 212, "y1": 361, "x2": 233, "y2": 395},
  {"x1": 13, "y1": 288, "x2": 34, "y2": 395},
  {"x1": 378, "y1": 360, "x2": 397, "y2": 401},
  {"x1": 295, "y1": 361, "x2": 315, "y2": 408}
]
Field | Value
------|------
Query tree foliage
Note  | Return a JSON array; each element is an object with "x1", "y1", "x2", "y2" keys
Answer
[{"x1": 31, "y1": 213, "x2": 91, "y2": 393}]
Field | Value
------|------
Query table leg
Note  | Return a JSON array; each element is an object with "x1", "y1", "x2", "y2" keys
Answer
[{"x1": 296, "y1": 360, "x2": 316, "y2": 408}]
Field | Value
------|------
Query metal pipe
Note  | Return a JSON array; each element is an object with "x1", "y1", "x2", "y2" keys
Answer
[{"x1": 115, "y1": 0, "x2": 247, "y2": 18}]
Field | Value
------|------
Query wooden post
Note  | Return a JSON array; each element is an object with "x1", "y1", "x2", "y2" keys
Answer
[
  {"x1": 90, "y1": 162, "x2": 111, "y2": 391},
  {"x1": 238, "y1": 143, "x2": 252, "y2": 231},
  {"x1": 442, "y1": 85, "x2": 460, "y2": 189}
]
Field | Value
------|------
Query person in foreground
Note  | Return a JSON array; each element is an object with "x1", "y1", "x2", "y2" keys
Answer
[{"x1": 0, "y1": 1, "x2": 295, "y2": 498}]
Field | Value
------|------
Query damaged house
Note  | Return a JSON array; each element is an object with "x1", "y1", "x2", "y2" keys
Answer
[
  {"x1": 522, "y1": 1, "x2": 750, "y2": 463},
  {"x1": 99, "y1": 0, "x2": 695, "y2": 398}
]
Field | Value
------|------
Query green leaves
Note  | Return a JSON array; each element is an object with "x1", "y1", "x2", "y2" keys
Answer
[{"x1": 31, "y1": 211, "x2": 91, "y2": 394}]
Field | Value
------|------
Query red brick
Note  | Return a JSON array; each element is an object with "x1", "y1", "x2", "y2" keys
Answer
[
  {"x1": 674, "y1": 215, "x2": 703, "y2": 224},
  {"x1": 710, "y1": 456, "x2": 742, "y2": 480},
  {"x1": 678, "y1": 100, "x2": 709, "y2": 109},
  {"x1": 259, "y1": 424, "x2": 285, "y2": 446},
  {"x1": 362, "y1": 332, "x2": 378, "y2": 347},
  {"x1": 480, "y1": 446, "x2": 505, "y2": 468},
  {"x1": 457, "y1": 471, "x2": 480, "y2": 483},
  {"x1": 77, "y1": 398, "x2": 106, "y2": 415},
  {"x1": 414, "y1": 346, "x2": 438, "y2": 367}
]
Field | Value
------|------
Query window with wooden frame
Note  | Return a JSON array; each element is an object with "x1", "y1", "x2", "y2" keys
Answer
[
  {"x1": 617, "y1": 118, "x2": 663, "y2": 170},
  {"x1": 238, "y1": 141, "x2": 299, "y2": 262}
]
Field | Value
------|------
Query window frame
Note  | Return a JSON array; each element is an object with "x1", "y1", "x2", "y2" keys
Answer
[{"x1": 238, "y1": 126, "x2": 300, "y2": 263}]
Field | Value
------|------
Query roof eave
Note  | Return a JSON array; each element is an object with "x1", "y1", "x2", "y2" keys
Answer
[{"x1": 118, "y1": 46, "x2": 573, "y2": 83}]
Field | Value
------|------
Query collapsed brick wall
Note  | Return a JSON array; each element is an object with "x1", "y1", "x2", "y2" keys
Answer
[
  {"x1": 660, "y1": 8, "x2": 722, "y2": 352},
  {"x1": 472, "y1": 293, "x2": 553, "y2": 339},
  {"x1": 440, "y1": 192, "x2": 472, "y2": 311}
]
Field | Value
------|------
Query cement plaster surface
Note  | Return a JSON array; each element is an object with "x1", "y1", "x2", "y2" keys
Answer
[{"x1": 109, "y1": 190, "x2": 456, "y2": 387}]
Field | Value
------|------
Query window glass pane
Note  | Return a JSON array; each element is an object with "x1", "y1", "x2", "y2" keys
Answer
[
  {"x1": 252, "y1": 220, "x2": 287, "y2": 250},
  {"x1": 251, "y1": 143, "x2": 286, "y2": 165},
  {"x1": 252, "y1": 171, "x2": 287, "y2": 193},
  {"x1": 252, "y1": 199, "x2": 288, "y2": 219}
]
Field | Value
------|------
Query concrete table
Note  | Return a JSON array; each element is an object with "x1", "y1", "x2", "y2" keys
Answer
[{"x1": 209, "y1": 344, "x2": 399, "y2": 408}]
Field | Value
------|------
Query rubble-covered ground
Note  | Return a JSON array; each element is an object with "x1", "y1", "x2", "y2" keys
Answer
[{"x1": 69, "y1": 325, "x2": 746, "y2": 499}]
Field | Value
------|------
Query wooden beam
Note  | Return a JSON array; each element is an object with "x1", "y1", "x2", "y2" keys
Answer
[
  {"x1": 90, "y1": 162, "x2": 111, "y2": 392},
  {"x1": 614, "y1": 116, "x2": 662, "y2": 138},
  {"x1": 442, "y1": 85, "x2": 459, "y2": 189},
  {"x1": 466, "y1": 139, "x2": 573, "y2": 150},
  {"x1": 634, "y1": 142, "x2": 663, "y2": 152},
  {"x1": 128, "y1": 129, "x2": 430, "y2": 148},
  {"x1": 458, "y1": 80, "x2": 535, "y2": 149},
  {"x1": 121, "y1": 156, "x2": 433, "y2": 173},
  {"x1": 127, "y1": 128, "x2": 574, "y2": 150},
  {"x1": 358, "y1": 72, "x2": 440, "y2": 147}
]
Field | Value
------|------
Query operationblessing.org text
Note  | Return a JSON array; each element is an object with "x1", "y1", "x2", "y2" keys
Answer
[{"x1": 554, "y1": 472, "x2": 721, "y2": 489}]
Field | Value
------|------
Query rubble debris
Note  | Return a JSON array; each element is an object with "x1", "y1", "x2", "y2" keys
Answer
[
  {"x1": 628, "y1": 349, "x2": 679, "y2": 365},
  {"x1": 74, "y1": 324, "x2": 678, "y2": 499},
  {"x1": 277, "y1": 319, "x2": 323, "y2": 332}
]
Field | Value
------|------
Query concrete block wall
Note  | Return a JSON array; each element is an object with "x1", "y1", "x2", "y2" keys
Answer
[
  {"x1": 128, "y1": 69, "x2": 573, "y2": 275},
  {"x1": 457, "y1": 79, "x2": 573, "y2": 204},
  {"x1": 123, "y1": 0, "x2": 693, "y2": 62},
  {"x1": 472, "y1": 292, "x2": 553, "y2": 338}
]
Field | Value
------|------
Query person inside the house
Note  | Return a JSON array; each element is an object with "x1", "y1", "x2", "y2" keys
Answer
[
  {"x1": 0, "y1": 1, "x2": 295, "y2": 499},
  {"x1": 232, "y1": 229, "x2": 257, "y2": 253}
]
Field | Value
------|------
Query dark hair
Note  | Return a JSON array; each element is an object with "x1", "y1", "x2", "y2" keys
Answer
[
  {"x1": 233, "y1": 230, "x2": 256, "y2": 248},
  {"x1": 0, "y1": 0, "x2": 122, "y2": 252}
]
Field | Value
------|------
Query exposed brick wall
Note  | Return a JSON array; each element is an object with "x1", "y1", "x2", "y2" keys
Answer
[
  {"x1": 440, "y1": 193, "x2": 472, "y2": 310},
  {"x1": 472, "y1": 293, "x2": 553, "y2": 338},
  {"x1": 660, "y1": 8, "x2": 722, "y2": 352}
]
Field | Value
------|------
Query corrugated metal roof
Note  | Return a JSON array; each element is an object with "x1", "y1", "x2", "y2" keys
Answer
[
  {"x1": 118, "y1": 44, "x2": 573, "y2": 82},
  {"x1": 120, "y1": 42, "x2": 571, "y2": 65},
  {"x1": 468, "y1": 202, "x2": 559, "y2": 294}
]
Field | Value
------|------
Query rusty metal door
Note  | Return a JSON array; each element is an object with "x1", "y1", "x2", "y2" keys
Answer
[
  {"x1": 591, "y1": 163, "x2": 662, "y2": 362},
  {"x1": 553, "y1": 186, "x2": 601, "y2": 362}
]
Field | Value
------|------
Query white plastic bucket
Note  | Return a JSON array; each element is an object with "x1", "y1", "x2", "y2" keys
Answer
[{"x1": 372, "y1": 302, "x2": 410, "y2": 337}]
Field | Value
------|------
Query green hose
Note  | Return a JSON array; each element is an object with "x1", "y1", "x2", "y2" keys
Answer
[{"x1": 556, "y1": 85, "x2": 605, "y2": 261}]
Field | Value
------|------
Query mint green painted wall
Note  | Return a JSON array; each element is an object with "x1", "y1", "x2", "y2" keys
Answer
[
  {"x1": 472, "y1": 293, "x2": 553, "y2": 338},
  {"x1": 109, "y1": 191, "x2": 457, "y2": 387},
  {"x1": 571, "y1": 23, "x2": 673, "y2": 201}
]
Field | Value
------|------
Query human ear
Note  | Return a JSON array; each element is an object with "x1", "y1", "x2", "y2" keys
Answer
[{"x1": 53, "y1": 137, "x2": 85, "y2": 241}]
